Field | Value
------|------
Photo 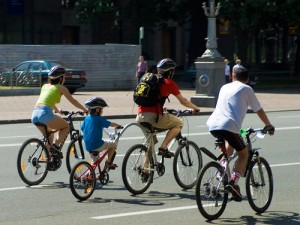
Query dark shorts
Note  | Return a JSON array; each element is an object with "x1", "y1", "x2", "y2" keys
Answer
[{"x1": 210, "y1": 130, "x2": 246, "y2": 151}]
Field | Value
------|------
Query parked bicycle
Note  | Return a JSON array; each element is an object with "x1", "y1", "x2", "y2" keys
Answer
[
  {"x1": 122, "y1": 109, "x2": 203, "y2": 195},
  {"x1": 69, "y1": 126, "x2": 124, "y2": 201},
  {"x1": 17, "y1": 110, "x2": 86, "y2": 186},
  {"x1": 195, "y1": 126, "x2": 274, "y2": 220}
]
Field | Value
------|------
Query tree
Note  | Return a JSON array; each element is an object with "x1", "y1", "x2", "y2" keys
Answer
[{"x1": 219, "y1": 0, "x2": 300, "y2": 76}]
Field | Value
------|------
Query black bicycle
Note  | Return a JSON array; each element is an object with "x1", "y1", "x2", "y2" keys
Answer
[
  {"x1": 17, "y1": 110, "x2": 86, "y2": 186},
  {"x1": 195, "y1": 126, "x2": 274, "y2": 220}
]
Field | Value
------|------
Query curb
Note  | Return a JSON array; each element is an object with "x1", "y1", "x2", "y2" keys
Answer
[{"x1": 0, "y1": 88, "x2": 41, "y2": 96}]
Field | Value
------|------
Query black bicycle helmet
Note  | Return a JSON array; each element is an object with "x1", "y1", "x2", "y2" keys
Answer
[
  {"x1": 48, "y1": 66, "x2": 66, "y2": 79},
  {"x1": 157, "y1": 58, "x2": 177, "y2": 72},
  {"x1": 85, "y1": 97, "x2": 108, "y2": 109}
]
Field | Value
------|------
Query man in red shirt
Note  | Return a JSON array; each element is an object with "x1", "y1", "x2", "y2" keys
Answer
[{"x1": 136, "y1": 58, "x2": 200, "y2": 158}]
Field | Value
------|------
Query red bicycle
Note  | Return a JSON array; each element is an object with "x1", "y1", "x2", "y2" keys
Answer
[{"x1": 69, "y1": 126, "x2": 123, "y2": 201}]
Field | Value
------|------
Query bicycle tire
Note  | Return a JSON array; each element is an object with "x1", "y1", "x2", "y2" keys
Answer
[
  {"x1": 17, "y1": 138, "x2": 50, "y2": 185},
  {"x1": 122, "y1": 144, "x2": 154, "y2": 195},
  {"x1": 69, "y1": 161, "x2": 96, "y2": 201},
  {"x1": 195, "y1": 161, "x2": 228, "y2": 220},
  {"x1": 173, "y1": 140, "x2": 203, "y2": 189},
  {"x1": 245, "y1": 157, "x2": 273, "y2": 213},
  {"x1": 66, "y1": 138, "x2": 85, "y2": 173}
]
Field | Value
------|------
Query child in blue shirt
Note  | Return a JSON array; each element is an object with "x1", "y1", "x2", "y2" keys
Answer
[{"x1": 81, "y1": 97, "x2": 122, "y2": 169}]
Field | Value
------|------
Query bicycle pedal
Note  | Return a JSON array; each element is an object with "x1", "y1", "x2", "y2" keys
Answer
[{"x1": 230, "y1": 196, "x2": 243, "y2": 202}]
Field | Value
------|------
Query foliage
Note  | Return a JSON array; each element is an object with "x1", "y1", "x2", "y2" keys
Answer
[
  {"x1": 219, "y1": 0, "x2": 300, "y2": 61},
  {"x1": 74, "y1": 0, "x2": 119, "y2": 25}
]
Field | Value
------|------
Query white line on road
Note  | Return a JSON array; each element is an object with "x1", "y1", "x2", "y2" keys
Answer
[{"x1": 91, "y1": 205, "x2": 198, "y2": 220}]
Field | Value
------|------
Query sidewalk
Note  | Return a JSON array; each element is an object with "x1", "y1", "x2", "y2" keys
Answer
[{"x1": 0, "y1": 85, "x2": 300, "y2": 124}]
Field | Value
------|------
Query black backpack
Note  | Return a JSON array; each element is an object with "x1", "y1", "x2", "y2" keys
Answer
[{"x1": 133, "y1": 72, "x2": 164, "y2": 107}]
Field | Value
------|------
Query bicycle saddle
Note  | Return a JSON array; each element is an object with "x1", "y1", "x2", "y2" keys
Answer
[
  {"x1": 139, "y1": 122, "x2": 166, "y2": 133},
  {"x1": 214, "y1": 138, "x2": 225, "y2": 147}
]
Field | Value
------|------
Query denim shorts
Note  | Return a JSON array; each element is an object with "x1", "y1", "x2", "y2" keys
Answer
[{"x1": 31, "y1": 106, "x2": 55, "y2": 125}]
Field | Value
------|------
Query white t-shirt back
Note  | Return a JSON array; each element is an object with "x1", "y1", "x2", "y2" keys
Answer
[{"x1": 206, "y1": 81, "x2": 261, "y2": 134}]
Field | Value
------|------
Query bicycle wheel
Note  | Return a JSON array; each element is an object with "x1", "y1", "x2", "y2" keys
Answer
[
  {"x1": 173, "y1": 140, "x2": 203, "y2": 189},
  {"x1": 66, "y1": 138, "x2": 85, "y2": 173},
  {"x1": 195, "y1": 161, "x2": 228, "y2": 220},
  {"x1": 245, "y1": 157, "x2": 273, "y2": 213},
  {"x1": 17, "y1": 138, "x2": 50, "y2": 185},
  {"x1": 122, "y1": 144, "x2": 154, "y2": 195},
  {"x1": 69, "y1": 161, "x2": 96, "y2": 201}
]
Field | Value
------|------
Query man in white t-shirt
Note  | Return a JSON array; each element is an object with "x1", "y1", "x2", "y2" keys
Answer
[
  {"x1": 232, "y1": 59, "x2": 242, "y2": 77},
  {"x1": 206, "y1": 66, "x2": 275, "y2": 201}
]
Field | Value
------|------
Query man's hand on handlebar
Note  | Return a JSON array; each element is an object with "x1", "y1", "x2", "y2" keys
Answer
[
  {"x1": 192, "y1": 108, "x2": 200, "y2": 115},
  {"x1": 263, "y1": 125, "x2": 275, "y2": 135}
]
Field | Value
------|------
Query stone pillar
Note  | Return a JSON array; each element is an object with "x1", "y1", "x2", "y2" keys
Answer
[{"x1": 191, "y1": 0, "x2": 225, "y2": 108}]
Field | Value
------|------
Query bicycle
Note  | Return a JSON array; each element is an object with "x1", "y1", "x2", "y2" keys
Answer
[
  {"x1": 69, "y1": 126, "x2": 124, "y2": 201},
  {"x1": 122, "y1": 109, "x2": 203, "y2": 195},
  {"x1": 17, "y1": 110, "x2": 86, "y2": 186},
  {"x1": 195, "y1": 126, "x2": 274, "y2": 220}
]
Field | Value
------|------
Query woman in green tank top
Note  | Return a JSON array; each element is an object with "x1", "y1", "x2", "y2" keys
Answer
[{"x1": 31, "y1": 66, "x2": 88, "y2": 152}]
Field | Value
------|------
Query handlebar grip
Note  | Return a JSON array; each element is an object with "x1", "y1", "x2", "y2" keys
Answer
[
  {"x1": 61, "y1": 110, "x2": 69, "y2": 116},
  {"x1": 262, "y1": 125, "x2": 275, "y2": 134},
  {"x1": 78, "y1": 111, "x2": 85, "y2": 116}
]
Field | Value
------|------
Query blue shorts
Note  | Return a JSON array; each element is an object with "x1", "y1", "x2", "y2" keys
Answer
[{"x1": 31, "y1": 106, "x2": 55, "y2": 125}]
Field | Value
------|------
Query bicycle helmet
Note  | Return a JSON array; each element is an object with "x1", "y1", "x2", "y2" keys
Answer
[
  {"x1": 48, "y1": 66, "x2": 66, "y2": 79},
  {"x1": 85, "y1": 97, "x2": 108, "y2": 109},
  {"x1": 157, "y1": 58, "x2": 177, "y2": 72}
]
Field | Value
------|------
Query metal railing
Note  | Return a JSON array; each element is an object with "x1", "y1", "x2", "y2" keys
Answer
[{"x1": 0, "y1": 70, "x2": 42, "y2": 87}]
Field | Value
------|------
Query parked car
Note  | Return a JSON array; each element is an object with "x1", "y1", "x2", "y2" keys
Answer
[
  {"x1": 1, "y1": 60, "x2": 87, "y2": 93},
  {"x1": 182, "y1": 64, "x2": 197, "y2": 88}
]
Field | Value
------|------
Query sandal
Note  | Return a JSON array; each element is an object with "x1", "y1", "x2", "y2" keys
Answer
[
  {"x1": 157, "y1": 147, "x2": 174, "y2": 158},
  {"x1": 105, "y1": 160, "x2": 118, "y2": 170}
]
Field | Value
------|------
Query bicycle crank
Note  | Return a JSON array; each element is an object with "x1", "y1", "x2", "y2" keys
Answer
[{"x1": 156, "y1": 163, "x2": 165, "y2": 176}]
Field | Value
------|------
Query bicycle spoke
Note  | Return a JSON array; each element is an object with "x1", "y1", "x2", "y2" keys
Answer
[
  {"x1": 122, "y1": 144, "x2": 154, "y2": 195},
  {"x1": 173, "y1": 141, "x2": 202, "y2": 189},
  {"x1": 69, "y1": 161, "x2": 96, "y2": 201},
  {"x1": 17, "y1": 138, "x2": 49, "y2": 185},
  {"x1": 195, "y1": 161, "x2": 228, "y2": 220},
  {"x1": 246, "y1": 157, "x2": 273, "y2": 213}
]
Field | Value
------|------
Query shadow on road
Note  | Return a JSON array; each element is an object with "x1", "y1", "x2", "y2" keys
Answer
[{"x1": 215, "y1": 211, "x2": 300, "y2": 225}]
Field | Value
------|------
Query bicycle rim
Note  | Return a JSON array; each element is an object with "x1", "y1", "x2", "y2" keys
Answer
[
  {"x1": 195, "y1": 161, "x2": 228, "y2": 220},
  {"x1": 66, "y1": 138, "x2": 85, "y2": 173},
  {"x1": 69, "y1": 161, "x2": 96, "y2": 201},
  {"x1": 17, "y1": 138, "x2": 49, "y2": 185},
  {"x1": 122, "y1": 144, "x2": 154, "y2": 195},
  {"x1": 173, "y1": 141, "x2": 203, "y2": 189},
  {"x1": 246, "y1": 157, "x2": 273, "y2": 213}
]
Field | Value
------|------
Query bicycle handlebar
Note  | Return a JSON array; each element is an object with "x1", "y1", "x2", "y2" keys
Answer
[
  {"x1": 60, "y1": 110, "x2": 85, "y2": 117},
  {"x1": 165, "y1": 108, "x2": 200, "y2": 117},
  {"x1": 243, "y1": 125, "x2": 275, "y2": 138}
]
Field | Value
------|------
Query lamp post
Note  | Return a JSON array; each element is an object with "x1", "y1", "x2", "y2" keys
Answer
[
  {"x1": 190, "y1": 0, "x2": 225, "y2": 108},
  {"x1": 201, "y1": 0, "x2": 221, "y2": 58}
]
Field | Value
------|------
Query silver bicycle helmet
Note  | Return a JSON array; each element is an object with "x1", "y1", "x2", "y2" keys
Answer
[
  {"x1": 85, "y1": 97, "x2": 108, "y2": 109},
  {"x1": 48, "y1": 66, "x2": 66, "y2": 79},
  {"x1": 157, "y1": 58, "x2": 177, "y2": 72}
]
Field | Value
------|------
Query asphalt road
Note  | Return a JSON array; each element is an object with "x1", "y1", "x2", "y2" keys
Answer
[{"x1": 0, "y1": 112, "x2": 300, "y2": 225}]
